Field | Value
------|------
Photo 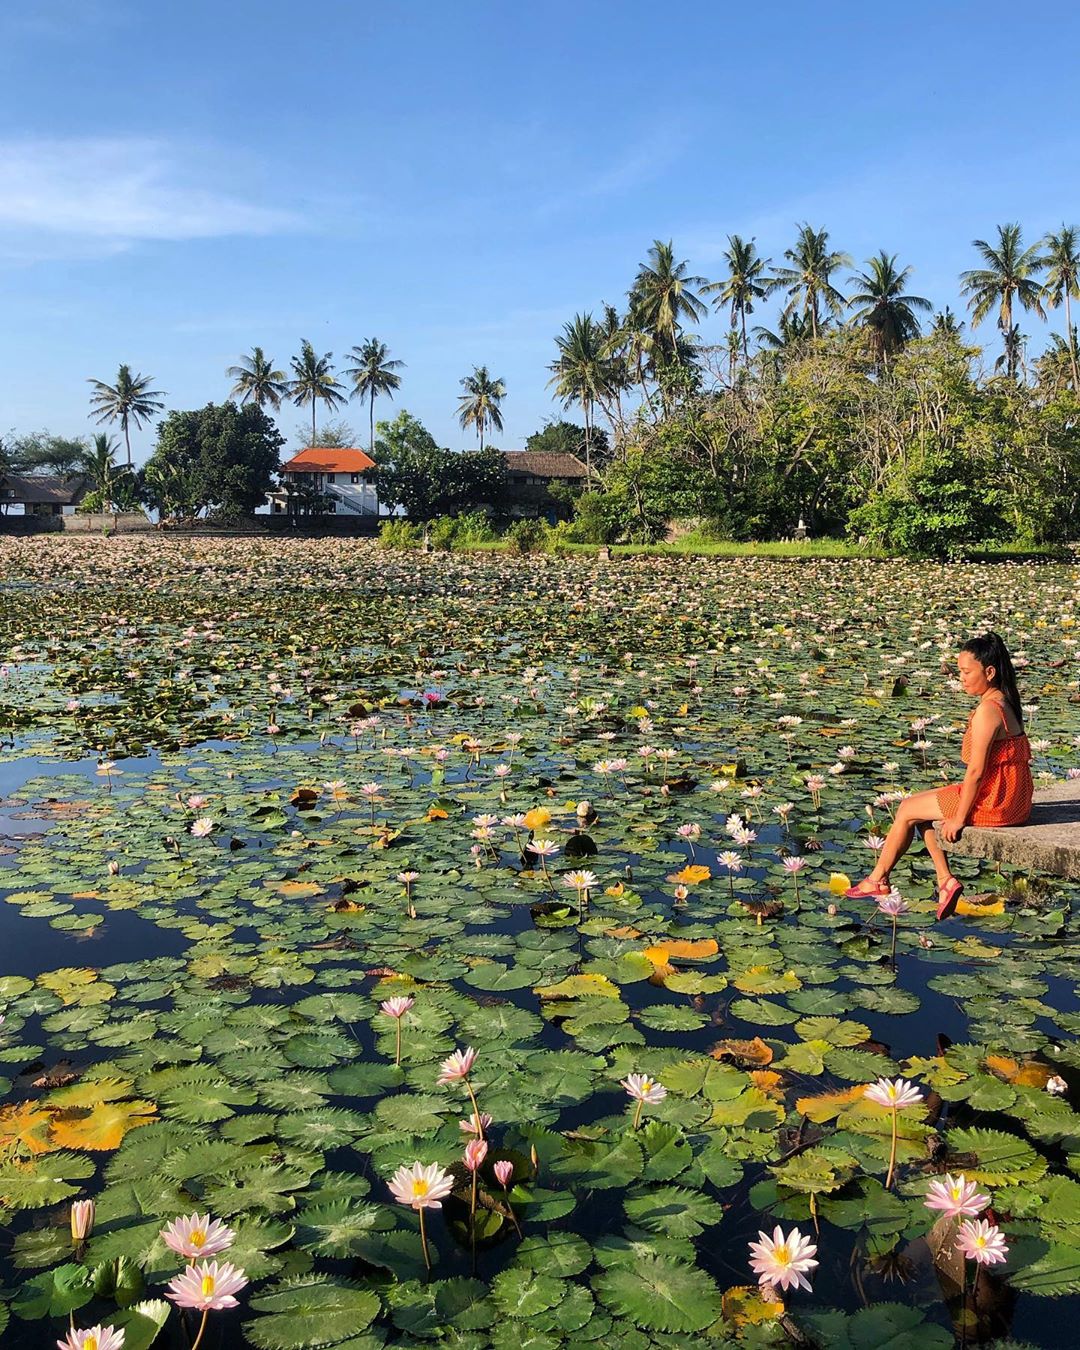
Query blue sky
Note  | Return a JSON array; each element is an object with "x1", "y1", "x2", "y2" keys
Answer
[{"x1": 2, "y1": 0, "x2": 1079, "y2": 464}]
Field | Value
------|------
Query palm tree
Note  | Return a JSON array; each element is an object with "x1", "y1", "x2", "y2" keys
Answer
[
  {"x1": 847, "y1": 252, "x2": 932, "y2": 366},
  {"x1": 457, "y1": 366, "x2": 506, "y2": 451},
  {"x1": 772, "y1": 224, "x2": 851, "y2": 339},
  {"x1": 627, "y1": 240, "x2": 707, "y2": 364},
  {"x1": 1041, "y1": 225, "x2": 1080, "y2": 389},
  {"x1": 1033, "y1": 331, "x2": 1077, "y2": 394},
  {"x1": 596, "y1": 303, "x2": 633, "y2": 429},
  {"x1": 994, "y1": 325, "x2": 1028, "y2": 380},
  {"x1": 288, "y1": 341, "x2": 348, "y2": 443},
  {"x1": 226, "y1": 347, "x2": 289, "y2": 410},
  {"x1": 548, "y1": 314, "x2": 610, "y2": 478},
  {"x1": 344, "y1": 339, "x2": 406, "y2": 453},
  {"x1": 87, "y1": 364, "x2": 165, "y2": 468},
  {"x1": 960, "y1": 224, "x2": 1046, "y2": 378},
  {"x1": 753, "y1": 310, "x2": 815, "y2": 352},
  {"x1": 80, "y1": 433, "x2": 125, "y2": 510},
  {"x1": 701, "y1": 235, "x2": 773, "y2": 364},
  {"x1": 931, "y1": 307, "x2": 964, "y2": 338}
]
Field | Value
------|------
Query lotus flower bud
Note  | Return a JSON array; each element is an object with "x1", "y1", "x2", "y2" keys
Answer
[{"x1": 70, "y1": 1198, "x2": 95, "y2": 1242}]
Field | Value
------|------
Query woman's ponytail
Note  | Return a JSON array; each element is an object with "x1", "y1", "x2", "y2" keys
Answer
[{"x1": 961, "y1": 631, "x2": 1024, "y2": 727}]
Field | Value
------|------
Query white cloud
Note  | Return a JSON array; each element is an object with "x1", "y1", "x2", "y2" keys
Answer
[{"x1": 0, "y1": 136, "x2": 303, "y2": 258}]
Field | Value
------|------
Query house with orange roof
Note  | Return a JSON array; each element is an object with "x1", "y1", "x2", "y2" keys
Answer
[{"x1": 271, "y1": 447, "x2": 379, "y2": 516}]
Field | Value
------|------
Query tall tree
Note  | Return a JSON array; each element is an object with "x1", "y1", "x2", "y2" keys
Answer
[
  {"x1": 627, "y1": 240, "x2": 707, "y2": 365},
  {"x1": 1041, "y1": 225, "x2": 1080, "y2": 389},
  {"x1": 960, "y1": 223, "x2": 1046, "y2": 378},
  {"x1": 993, "y1": 325, "x2": 1028, "y2": 381},
  {"x1": 79, "y1": 433, "x2": 126, "y2": 510},
  {"x1": 701, "y1": 235, "x2": 772, "y2": 365},
  {"x1": 847, "y1": 252, "x2": 932, "y2": 366},
  {"x1": 457, "y1": 366, "x2": 506, "y2": 451},
  {"x1": 931, "y1": 307, "x2": 964, "y2": 337},
  {"x1": 226, "y1": 347, "x2": 289, "y2": 410},
  {"x1": 288, "y1": 341, "x2": 348, "y2": 443},
  {"x1": 772, "y1": 224, "x2": 851, "y2": 339},
  {"x1": 87, "y1": 364, "x2": 165, "y2": 467},
  {"x1": 344, "y1": 339, "x2": 406, "y2": 452},
  {"x1": 548, "y1": 314, "x2": 609, "y2": 477}
]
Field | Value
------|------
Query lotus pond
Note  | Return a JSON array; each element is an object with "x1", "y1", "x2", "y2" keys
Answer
[{"x1": 1, "y1": 537, "x2": 1079, "y2": 1349}]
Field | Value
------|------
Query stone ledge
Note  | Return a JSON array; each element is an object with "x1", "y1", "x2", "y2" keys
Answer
[{"x1": 935, "y1": 781, "x2": 1080, "y2": 880}]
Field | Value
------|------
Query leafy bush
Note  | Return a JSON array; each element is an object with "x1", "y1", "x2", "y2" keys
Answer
[
  {"x1": 848, "y1": 447, "x2": 1009, "y2": 559},
  {"x1": 504, "y1": 519, "x2": 550, "y2": 554},
  {"x1": 568, "y1": 491, "x2": 620, "y2": 544},
  {"x1": 378, "y1": 519, "x2": 423, "y2": 549}
]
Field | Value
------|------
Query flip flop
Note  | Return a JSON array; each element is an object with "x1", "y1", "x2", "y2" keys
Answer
[
  {"x1": 844, "y1": 879, "x2": 892, "y2": 900},
  {"x1": 936, "y1": 877, "x2": 964, "y2": 921}
]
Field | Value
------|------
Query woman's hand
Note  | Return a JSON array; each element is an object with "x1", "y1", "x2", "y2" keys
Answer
[{"x1": 939, "y1": 816, "x2": 966, "y2": 843}]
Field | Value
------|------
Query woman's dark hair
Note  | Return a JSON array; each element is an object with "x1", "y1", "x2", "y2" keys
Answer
[{"x1": 961, "y1": 632, "x2": 1024, "y2": 727}]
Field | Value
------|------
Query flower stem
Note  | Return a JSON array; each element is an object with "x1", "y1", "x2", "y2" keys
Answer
[
  {"x1": 395, "y1": 1020, "x2": 402, "y2": 1068},
  {"x1": 465, "y1": 1079, "x2": 484, "y2": 1140},
  {"x1": 885, "y1": 1107, "x2": 898, "y2": 1189},
  {"x1": 191, "y1": 1310, "x2": 210, "y2": 1350},
  {"x1": 632, "y1": 1099, "x2": 643, "y2": 1131},
  {"x1": 419, "y1": 1204, "x2": 431, "y2": 1273},
  {"x1": 503, "y1": 1185, "x2": 523, "y2": 1238}
]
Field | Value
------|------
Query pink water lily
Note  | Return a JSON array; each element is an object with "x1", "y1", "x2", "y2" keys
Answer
[
  {"x1": 956, "y1": 1218, "x2": 1009, "y2": 1265},
  {"x1": 621, "y1": 1072, "x2": 666, "y2": 1129},
  {"x1": 437, "y1": 1047, "x2": 477, "y2": 1083},
  {"x1": 70, "y1": 1198, "x2": 95, "y2": 1242},
  {"x1": 161, "y1": 1212, "x2": 236, "y2": 1259},
  {"x1": 865, "y1": 1077, "x2": 925, "y2": 1189},
  {"x1": 387, "y1": 1161, "x2": 455, "y2": 1272},
  {"x1": 748, "y1": 1224, "x2": 818, "y2": 1293},
  {"x1": 166, "y1": 1259, "x2": 249, "y2": 1344},
  {"x1": 925, "y1": 1174, "x2": 990, "y2": 1220},
  {"x1": 57, "y1": 1326, "x2": 125, "y2": 1350}
]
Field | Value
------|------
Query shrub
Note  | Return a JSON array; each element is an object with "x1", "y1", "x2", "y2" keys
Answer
[
  {"x1": 378, "y1": 519, "x2": 423, "y2": 549},
  {"x1": 568, "y1": 491, "x2": 619, "y2": 544},
  {"x1": 504, "y1": 519, "x2": 550, "y2": 554}
]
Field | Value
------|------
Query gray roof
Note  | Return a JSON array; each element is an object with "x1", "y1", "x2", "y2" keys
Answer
[
  {"x1": 501, "y1": 451, "x2": 589, "y2": 479},
  {"x1": 0, "y1": 474, "x2": 88, "y2": 505}
]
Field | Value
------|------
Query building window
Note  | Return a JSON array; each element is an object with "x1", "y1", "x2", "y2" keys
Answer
[
  {"x1": 351, "y1": 473, "x2": 361, "y2": 484},
  {"x1": 326, "y1": 473, "x2": 336, "y2": 484}
]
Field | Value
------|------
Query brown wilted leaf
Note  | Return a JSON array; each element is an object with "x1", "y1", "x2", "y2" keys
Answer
[{"x1": 710, "y1": 1036, "x2": 773, "y2": 1067}]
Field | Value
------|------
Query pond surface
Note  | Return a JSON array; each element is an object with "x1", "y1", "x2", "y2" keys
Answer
[{"x1": 0, "y1": 537, "x2": 1078, "y2": 1348}]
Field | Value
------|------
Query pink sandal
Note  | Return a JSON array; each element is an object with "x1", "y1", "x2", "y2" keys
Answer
[
  {"x1": 936, "y1": 877, "x2": 964, "y2": 921},
  {"x1": 844, "y1": 878, "x2": 892, "y2": 900}
]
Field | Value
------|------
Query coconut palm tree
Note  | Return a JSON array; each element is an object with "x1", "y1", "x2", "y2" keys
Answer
[
  {"x1": 548, "y1": 314, "x2": 610, "y2": 478},
  {"x1": 226, "y1": 347, "x2": 289, "y2": 410},
  {"x1": 457, "y1": 366, "x2": 506, "y2": 451},
  {"x1": 960, "y1": 224, "x2": 1046, "y2": 378},
  {"x1": 753, "y1": 310, "x2": 815, "y2": 353},
  {"x1": 596, "y1": 303, "x2": 633, "y2": 429},
  {"x1": 701, "y1": 235, "x2": 773, "y2": 365},
  {"x1": 1041, "y1": 225, "x2": 1080, "y2": 390},
  {"x1": 847, "y1": 252, "x2": 932, "y2": 366},
  {"x1": 344, "y1": 339, "x2": 406, "y2": 453},
  {"x1": 993, "y1": 325, "x2": 1028, "y2": 380},
  {"x1": 772, "y1": 224, "x2": 851, "y2": 339},
  {"x1": 288, "y1": 341, "x2": 348, "y2": 443},
  {"x1": 87, "y1": 364, "x2": 165, "y2": 468},
  {"x1": 79, "y1": 433, "x2": 126, "y2": 510},
  {"x1": 931, "y1": 307, "x2": 964, "y2": 338},
  {"x1": 627, "y1": 240, "x2": 707, "y2": 364},
  {"x1": 1033, "y1": 331, "x2": 1077, "y2": 394}
]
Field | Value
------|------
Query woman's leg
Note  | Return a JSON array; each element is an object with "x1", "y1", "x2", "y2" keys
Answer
[
  {"x1": 917, "y1": 822, "x2": 954, "y2": 887},
  {"x1": 867, "y1": 791, "x2": 947, "y2": 884}
]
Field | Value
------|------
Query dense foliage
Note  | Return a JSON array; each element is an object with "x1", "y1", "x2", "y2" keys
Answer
[{"x1": 143, "y1": 402, "x2": 286, "y2": 519}]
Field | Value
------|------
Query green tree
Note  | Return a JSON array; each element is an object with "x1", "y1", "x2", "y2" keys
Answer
[
  {"x1": 145, "y1": 402, "x2": 285, "y2": 519},
  {"x1": 960, "y1": 223, "x2": 1046, "y2": 378},
  {"x1": 288, "y1": 341, "x2": 348, "y2": 443},
  {"x1": 772, "y1": 224, "x2": 851, "y2": 339},
  {"x1": 344, "y1": 339, "x2": 405, "y2": 453},
  {"x1": 457, "y1": 366, "x2": 506, "y2": 451},
  {"x1": 7, "y1": 432, "x2": 87, "y2": 476},
  {"x1": 526, "y1": 418, "x2": 610, "y2": 466},
  {"x1": 79, "y1": 433, "x2": 137, "y2": 513},
  {"x1": 847, "y1": 252, "x2": 932, "y2": 366},
  {"x1": 627, "y1": 240, "x2": 707, "y2": 366},
  {"x1": 226, "y1": 347, "x2": 289, "y2": 410},
  {"x1": 931, "y1": 307, "x2": 964, "y2": 337},
  {"x1": 548, "y1": 314, "x2": 610, "y2": 477},
  {"x1": 87, "y1": 364, "x2": 165, "y2": 467},
  {"x1": 375, "y1": 410, "x2": 508, "y2": 520},
  {"x1": 1041, "y1": 224, "x2": 1080, "y2": 389},
  {"x1": 701, "y1": 235, "x2": 772, "y2": 367}
]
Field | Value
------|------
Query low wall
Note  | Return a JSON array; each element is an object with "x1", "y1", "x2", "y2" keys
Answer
[
  {"x1": 62, "y1": 513, "x2": 154, "y2": 533},
  {"x1": 0, "y1": 514, "x2": 63, "y2": 534}
]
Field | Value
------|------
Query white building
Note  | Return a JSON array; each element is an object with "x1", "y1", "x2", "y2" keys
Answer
[{"x1": 271, "y1": 447, "x2": 379, "y2": 516}]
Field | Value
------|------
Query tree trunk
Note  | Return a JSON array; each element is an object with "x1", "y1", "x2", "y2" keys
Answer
[
  {"x1": 741, "y1": 305, "x2": 749, "y2": 365},
  {"x1": 582, "y1": 395, "x2": 592, "y2": 480},
  {"x1": 370, "y1": 391, "x2": 376, "y2": 454},
  {"x1": 311, "y1": 399, "x2": 317, "y2": 445},
  {"x1": 123, "y1": 418, "x2": 132, "y2": 469},
  {"x1": 1066, "y1": 289, "x2": 1079, "y2": 390}
]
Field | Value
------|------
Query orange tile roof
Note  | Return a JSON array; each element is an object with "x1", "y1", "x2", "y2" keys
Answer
[{"x1": 281, "y1": 447, "x2": 376, "y2": 473}]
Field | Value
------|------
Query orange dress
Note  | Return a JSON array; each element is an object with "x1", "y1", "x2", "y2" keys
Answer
[{"x1": 936, "y1": 700, "x2": 1033, "y2": 827}]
